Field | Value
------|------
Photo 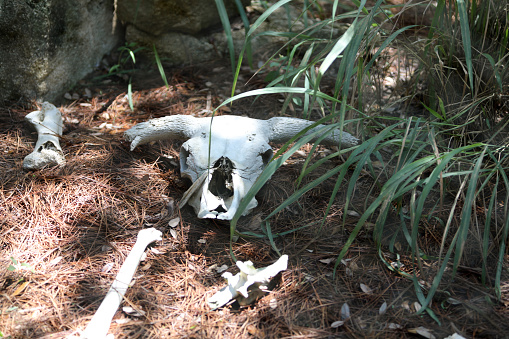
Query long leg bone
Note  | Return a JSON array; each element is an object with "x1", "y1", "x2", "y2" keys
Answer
[
  {"x1": 80, "y1": 228, "x2": 163, "y2": 339},
  {"x1": 23, "y1": 102, "x2": 66, "y2": 170}
]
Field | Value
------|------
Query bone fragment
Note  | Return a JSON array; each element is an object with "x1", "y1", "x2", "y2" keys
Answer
[
  {"x1": 80, "y1": 228, "x2": 162, "y2": 339},
  {"x1": 207, "y1": 255, "x2": 288, "y2": 309},
  {"x1": 23, "y1": 102, "x2": 65, "y2": 170}
]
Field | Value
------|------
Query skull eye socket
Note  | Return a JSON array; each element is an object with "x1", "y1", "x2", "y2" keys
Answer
[
  {"x1": 180, "y1": 145, "x2": 190, "y2": 173},
  {"x1": 261, "y1": 148, "x2": 273, "y2": 166}
]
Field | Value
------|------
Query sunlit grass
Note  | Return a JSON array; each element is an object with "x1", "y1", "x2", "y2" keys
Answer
[{"x1": 212, "y1": 0, "x2": 509, "y2": 318}]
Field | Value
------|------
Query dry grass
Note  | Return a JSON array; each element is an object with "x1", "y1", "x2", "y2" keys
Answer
[{"x1": 0, "y1": 61, "x2": 508, "y2": 339}]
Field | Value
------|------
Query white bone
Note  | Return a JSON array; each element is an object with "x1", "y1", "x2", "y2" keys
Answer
[
  {"x1": 23, "y1": 102, "x2": 65, "y2": 170},
  {"x1": 80, "y1": 228, "x2": 162, "y2": 339},
  {"x1": 207, "y1": 255, "x2": 288, "y2": 309},
  {"x1": 125, "y1": 115, "x2": 359, "y2": 220}
]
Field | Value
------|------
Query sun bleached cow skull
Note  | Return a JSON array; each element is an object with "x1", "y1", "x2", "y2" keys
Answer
[{"x1": 124, "y1": 115, "x2": 359, "y2": 220}]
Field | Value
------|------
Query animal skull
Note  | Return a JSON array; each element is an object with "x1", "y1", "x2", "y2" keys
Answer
[{"x1": 124, "y1": 115, "x2": 359, "y2": 220}]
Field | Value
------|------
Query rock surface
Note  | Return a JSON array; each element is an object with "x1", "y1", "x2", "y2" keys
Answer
[
  {"x1": 0, "y1": 0, "x2": 121, "y2": 103},
  {"x1": 118, "y1": 0, "x2": 250, "y2": 65},
  {"x1": 117, "y1": 0, "x2": 248, "y2": 36},
  {"x1": 120, "y1": 1, "x2": 347, "y2": 66}
]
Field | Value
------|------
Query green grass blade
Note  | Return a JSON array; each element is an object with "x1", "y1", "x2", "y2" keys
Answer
[
  {"x1": 215, "y1": 0, "x2": 236, "y2": 74},
  {"x1": 410, "y1": 144, "x2": 482, "y2": 254},
  {"x1": 364, "y1": 25, "x2": 416, "y2": 75},
  {"x1": 153, "y1": 44, "x2": 169, "y2": 88},
  {"x1": 128, "y1": 50, "x2": 136, "y2": 64},
  {"x1": 486, "y1": 150, "x2": 509, "y2": 299},
  {"x1": 482, "y1": 174, "x2": 498, "y2": 285},
  {"x1": 263, "y1": 221, "x2": 282, "y2": 256},
  {"x1": 234, "y1": 0, "x2": 252, "y2": 68},
  {"x1": 452, "y1": 148, "x2": 486, "y2": 275},
  {"x1": 217, "y1": 86, "x2": 365, "y2": 111},
  {"x1": 317, "y1": 19, "x2": 358, "y2": 80},
  {"x1": 482, "y1": 53, "x2": 503, "y2": 92},
  {"x1": 128, "y1": 77, "x2": 134, "y2": 111},
  {"x1": 456, "y1": 0, "x2": 474, "y2": 92},
  {"x1": 231, "y1": 0, "x2": 293, "y2": 96}
]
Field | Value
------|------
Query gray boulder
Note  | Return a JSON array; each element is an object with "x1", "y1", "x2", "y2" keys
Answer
[
  {"x1": 117, "y1": 0, "x2": 248, "y2": 36},
  {"x1": 0, "y1": 0, "x2": 121, "y2": 103},
  {"x1": 119, "y1": 1, "x2": 347, "y2": 67},
  {"x1": 117, "y1": 0, "x2": 249, "y2": 65}
]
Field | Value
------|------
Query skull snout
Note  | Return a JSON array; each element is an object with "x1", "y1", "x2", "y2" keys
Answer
[{"x1": 208, "y1": 156, "x2": 235, "y2": 201}]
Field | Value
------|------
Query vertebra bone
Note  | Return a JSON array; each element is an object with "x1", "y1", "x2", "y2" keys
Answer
[{"x1": 23, "y1": 102, "x2": 65, "y2": 170}]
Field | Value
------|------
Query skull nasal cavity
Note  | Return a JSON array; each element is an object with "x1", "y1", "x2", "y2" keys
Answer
[{"x1": 209, "y1": 157, "x2": 235, "y2": 200}]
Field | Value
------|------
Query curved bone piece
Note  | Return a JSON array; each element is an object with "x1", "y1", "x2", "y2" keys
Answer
[
  {"x1": 23, "y1": 102, "x2": 65, "y2": 170},
  {"x1": 125, "y1": 115, "x2": 359, "y2": 220},
  {"x1": 207, "y1": 255, "x2": 288, "y2": 309},
  {"x1": 81, "y1": 228, "x2": 163, "y2": 339}
]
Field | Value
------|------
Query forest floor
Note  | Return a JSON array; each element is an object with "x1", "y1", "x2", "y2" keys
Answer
[{"x1": 1, "y1": 32, "x2": 509, "y2": 338}]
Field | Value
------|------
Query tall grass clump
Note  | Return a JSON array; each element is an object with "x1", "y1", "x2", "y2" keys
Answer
[
  {"x1": 213, "y1": 0, "x2": 509, "y2": 318},
  {"x1": 424, "y1": 0, "x2": 509, "y2": 145}
]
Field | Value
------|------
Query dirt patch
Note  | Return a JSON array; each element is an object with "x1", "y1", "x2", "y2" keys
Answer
[{"x1": 0, "y1": 55, "x2": 508, "y2": 339}]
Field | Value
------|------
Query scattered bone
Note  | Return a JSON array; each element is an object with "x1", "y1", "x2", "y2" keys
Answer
[
  {"x1": 207, "y1": 255, "x2": 288, "y2": 310},
  {"x1": 125, "y1": 115, "x2": 359, "y2": 220},
  {"x1": 23, "y1": 102, "x2": 66, "y2": 170},
  {"x1": 340, "y1": 302, "x2": 350, "y2": 320},
  {"x1": 331, "y1": 320, "x2": 345, "y2": 328},
  {"x1": 168, "y1": 217, "x2": 180, "y2": 228},
  {"x1": 84, "y1": 88, "x2": 92, "y2": 98},
  {"x1": 170, "y1": 229, "x2": 178, "y2": 239},
  {"x1": 80, "y1": 228, "x2": 162, "y2": 339},
  {"x1": 122, "y1": 306, "x2": 145, "y2": 317},
  {"x1": 444, "y1": 334, "x2": 466, "y2": 339}
]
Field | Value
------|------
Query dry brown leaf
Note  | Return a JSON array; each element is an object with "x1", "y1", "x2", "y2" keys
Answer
[
  {"x1": 170, "y1": 229, "x2": 178, "y2": 239},
  {"x1": 346, "y1": 210, "x2": 360, "y2": 217},
  {"x1": 413, "y1": 301, "x2": 422, "y2": 312},
  {"x1": 408, "y1": 326, "x2": 436, "y2": 339},
  {"x1": 11, "y1": 281, "x2": 29, "y2": 297},
  {"x1": 341, "y1": 302, "x2": 350, "y2": 320},
  {"x1": 388, "y1": 323, "x2": 402, "y2": 330},
  {"x1": 216, "y1": 264, "x2": 228, "y2": 273},
  {"x1": 331, "y1": 320, "x2": 344, "y2": 328},
  {"x1": 168, "y1": 217, "x2": 180, "y2": 228},
  {"x1": 122, "y1": 306, "x2": 146, "y2": 317},
  {"x1": 101, "y1": 262, "x2": 114, "y2": 273},
  {"x1": 319, "y1": 258, "x2": 335, "y2": 264},
  {"x1": 360, "y1": 283, "x2": 373, "y2": 294}
]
